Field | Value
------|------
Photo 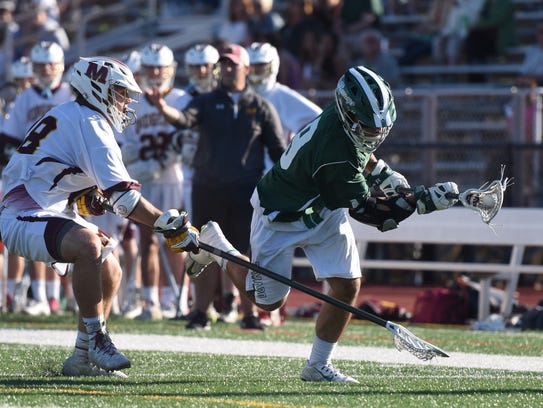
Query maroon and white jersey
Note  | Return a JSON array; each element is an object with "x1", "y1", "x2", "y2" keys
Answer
[
  {"x1": 2, "y1": 101, "x2": 135, "y2": 213},
  {"x1": 123, "y1": 88, "x2": 190, "y2": 184},
  {"x1": 1, "y1": 83, "x2": 73, "y2": 142}
]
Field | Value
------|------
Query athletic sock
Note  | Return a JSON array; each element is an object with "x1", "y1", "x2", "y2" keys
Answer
[{"x1": 308, "y1": 336, "x2": 337, "y2": 366}]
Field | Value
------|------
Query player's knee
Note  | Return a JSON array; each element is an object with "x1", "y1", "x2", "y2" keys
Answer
[
  {"x1": 256, "y1": 299, "x2": 285, "y2": 312},
  {"x1": 328, "y1": 277, "x2": 361, "y2": 302}
]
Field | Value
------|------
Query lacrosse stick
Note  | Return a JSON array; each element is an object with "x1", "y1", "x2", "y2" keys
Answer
[
  {"x1": 199, "y1": 242, "x2": 449, "y2": 361},
  {"x1": 100, "y1": 200, "x2": 448, "y2": 358},
  {"x1": 398, "y1": 165, "x2": 513, "y2": 224}
]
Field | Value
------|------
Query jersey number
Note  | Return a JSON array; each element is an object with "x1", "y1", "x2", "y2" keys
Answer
[
  {"x1": 139, "y1": 131, "x2": 172, "y2": 160},
  {"x1": 279, "y1": 120, "x2": 318, "y2": 169},
  {"x1": 18, "y1": 115, "x2": 58, "y2": 155}
]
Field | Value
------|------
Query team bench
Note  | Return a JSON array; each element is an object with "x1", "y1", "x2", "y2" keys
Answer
[{"x1": 293, "y1": 207, "x2": 543, "y2": 322}]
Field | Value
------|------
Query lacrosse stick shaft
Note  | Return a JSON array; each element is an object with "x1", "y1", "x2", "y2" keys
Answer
[
  {"x1": 200, "y1": 242, "x2": 449, "y2": 358},
  {"x1": 200, "y1": 242, "x2": 388, "y2": 327}
]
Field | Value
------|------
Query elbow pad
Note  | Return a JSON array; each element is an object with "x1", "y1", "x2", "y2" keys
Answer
[{"x1": 109, "y1": 189, "x2": 141, "y2": 217}]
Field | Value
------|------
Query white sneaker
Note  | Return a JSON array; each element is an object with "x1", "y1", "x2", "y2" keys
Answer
[
  {"x1": 161, "y1": 302, "x2": 177, "y2": 319},
  {"x1": 301, "y1": 361, "x2": 359, "y2": 383},
  {"x1": 135, "y1": 305, "x2": 162, "y2": 320},
  {"x1": 23, "y1": 299, "x2": 51, "y2": 316},
  {"x1": 62, "y1": 350, "x2": 127, "y2": 378},
  {"x1": 88, "y1": 331, "x2": 131, "y2": 372},
  {"x1": 121, "y1": 287, "x2": 142, "y2": 319},
  {"x1": 186, "y1": 221, "x2": 239, "y2": 278}
]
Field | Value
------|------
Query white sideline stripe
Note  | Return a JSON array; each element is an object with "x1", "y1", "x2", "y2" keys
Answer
[{"x1": 1, "y1": 328, "x2": 542, "y2": 373}]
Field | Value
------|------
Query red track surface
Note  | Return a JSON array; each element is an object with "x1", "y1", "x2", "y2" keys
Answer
[{"x1": 286, "y1": 283, "x2": 543, "y2": 312}]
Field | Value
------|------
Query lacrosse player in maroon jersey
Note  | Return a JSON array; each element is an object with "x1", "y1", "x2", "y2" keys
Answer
[
  {"x1": 121, "y1": 44, "x2": 192, "y2": 320},
  {"x1": 0, "y1": 41, "x2": 73, "y2": 316},
  {"x1": 0, "y1": 56, "x2": 199, "y2": 376}
]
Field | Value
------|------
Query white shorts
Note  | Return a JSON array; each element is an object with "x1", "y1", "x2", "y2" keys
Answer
[
  {"x1": 249, "y1": 190, "x2": 361, "y2": 305},
  {"x1": 0, "y1": 205, "x2": 117, "y2": 265},
  {"x1": 88, "y1": 212, "x2": 128, "y2": 243}
]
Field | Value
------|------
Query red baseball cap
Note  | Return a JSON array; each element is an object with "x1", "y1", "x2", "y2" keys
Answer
[{"x1": 219, "y1": 44, "x2": 250, "y2": 67}]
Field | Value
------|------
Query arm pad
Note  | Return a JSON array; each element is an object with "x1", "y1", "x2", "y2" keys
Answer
[{"x1": 109, "y1": 189, "x2": 141, "y2": 217}]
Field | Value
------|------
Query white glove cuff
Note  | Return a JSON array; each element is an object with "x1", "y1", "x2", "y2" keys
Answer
[
  {"x1": 154, "y1": 209, "x2": 180, "y2": 229},
  {"x1": 371, "y1": 159, "x2": 387, "y2": 176}
]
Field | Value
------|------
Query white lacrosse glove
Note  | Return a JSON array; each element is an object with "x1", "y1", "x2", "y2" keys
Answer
[
  {"x1": 120, "y1": 142, "x2": 140, "y2": 165},
  {"x1": 153, "y1": 209, "x2": 200, "y2": 254},
  {"x1": 414, "y1": 182, "x2": 459, "y2": 214},
  {"x1": 126, "y1": 159, "x2": 161, "y2": 182},
  {"x1": 366, "y1": 159, "x2": 410, "y2": 197}
]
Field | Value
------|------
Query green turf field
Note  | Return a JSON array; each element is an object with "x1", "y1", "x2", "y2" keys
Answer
[{"x1": 1, "y1": 314, "x2": 542, "y2": 407}]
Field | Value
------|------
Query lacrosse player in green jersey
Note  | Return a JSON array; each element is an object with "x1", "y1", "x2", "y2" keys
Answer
[{"x1": 186, "y1": 65, "x2": 459, "y2": 383}]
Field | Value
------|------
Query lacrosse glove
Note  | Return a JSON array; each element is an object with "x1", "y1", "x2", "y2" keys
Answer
[
  {"x1": 414, "y1": 182, "x2": 459, "y2": 214},
  {"x1": 154, "y1": 209, "x2": 200, "y2": 254},
  {"x1": 349, "y1": 195, "x2": 416, "y2": 232},
  {"x1": 75, "y1": 188, "x2": 106, "y2": 217},
  {"x1": 366, "y1": 159, "x2": 410, "y2": 197}
]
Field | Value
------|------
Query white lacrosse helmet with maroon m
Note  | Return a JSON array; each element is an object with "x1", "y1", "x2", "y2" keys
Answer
[{"x1": 70, "y1": 56, "x2": 142, "y2": 132}]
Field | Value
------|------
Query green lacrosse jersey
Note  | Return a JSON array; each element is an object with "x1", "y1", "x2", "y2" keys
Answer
[{"x1": 257, "y1": 104, "x2": 371, "y2": 219}]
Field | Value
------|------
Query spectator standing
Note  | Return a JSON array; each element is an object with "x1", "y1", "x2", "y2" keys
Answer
[
  {"x1": 464, "y1": 0, "x2": 516, "y2": 65},
  {"x1": 517, "y1": 23, "x2": 543, "y2": 86},
  {"x1": 122, "y1": 44, "x2": 190, "y2": 320},
  {"x1": 213, "y1": 0, "x2": 253, "y2": 47},
  {"x1": 1, "y1": 41, "x2": 72, "y2": 316},
  {"x1": 14, "y1": 0, "x2": 70, "y2": 60},
  {"x1": 0, "y1": 1, "x2": 18, "y2": 80},
  {"x1": 247, "y1": 0, "x2": 285, "y2": 43},
  {"x1": 147, "y1": 44, "x2": 285, "y2": 330},
  {"x1": 350, "y1": 28, "x2": 402, "y2": 87}
]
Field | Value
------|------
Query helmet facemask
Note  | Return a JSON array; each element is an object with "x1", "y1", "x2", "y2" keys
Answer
[
  {"x1": 140, "y1": 63, "x2": 176, "y2": 94},
  {"x1": 335, "y1": 66, "x2": 396, "y2": 153},
  {"x1": 30, "y1": 41, "x2": 65, "y2": 92},
  {"x1": 107, "y1": 85, "x2": 140, "y2": 131},
  {"x1": 184, "y1": 44, "x2": 220, "y2": 93},
  {"x1": 246, "y1": 42, "x2": 279, "y2": 94},
  {"x1": 69, "y1": 56, "x2": 142, "y2": 133},
  {"x1": 139, "y1": 44, "x2": 177, "y2": 94},
  {"x1": 186, "y1": 63, "x2": 218, "y2": 93}
]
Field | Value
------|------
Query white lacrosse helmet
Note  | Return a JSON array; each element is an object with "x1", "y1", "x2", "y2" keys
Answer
[
  {"x1": 69, "y1": 56, "x2": 142, "y2": 132},
  {"x1": 335, "y1": 65, "x2": 396, "y2": 153},
  {"x1": 139, "y1": 43, "x2": 177, "y2": 93},
  {"x1": 12, "y1": 56, "x2": 33, "y2": 79},
  {"x1": 184, "y1": 43, "x2": 219, "y2": 93},
  {"x1": 246, "y1": 42, "x2": 279, "y2": 93},
  {"x1": 30, "y1": 41, "x2": 64, "y2": 91}
]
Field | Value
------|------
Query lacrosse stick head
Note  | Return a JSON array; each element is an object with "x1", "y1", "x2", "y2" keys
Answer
[
  {"x1": 386, "y1": 322, "x2": 449, "y2": 360},
  {"x1": 458, "y1": 167, "x2": 513, "y2": 224}
]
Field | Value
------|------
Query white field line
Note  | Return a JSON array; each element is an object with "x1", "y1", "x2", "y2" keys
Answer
[{"x1": 1, "y1": 328, "x2": 542, "y2": 373}]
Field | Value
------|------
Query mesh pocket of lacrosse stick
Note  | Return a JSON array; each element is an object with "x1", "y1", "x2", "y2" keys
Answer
[
  {"x1": 386, "y1": 322, "x2": 449, "y2": 360},
  {"x1": 457, "y1": 167, "x2": 513, "y2": 224}
]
